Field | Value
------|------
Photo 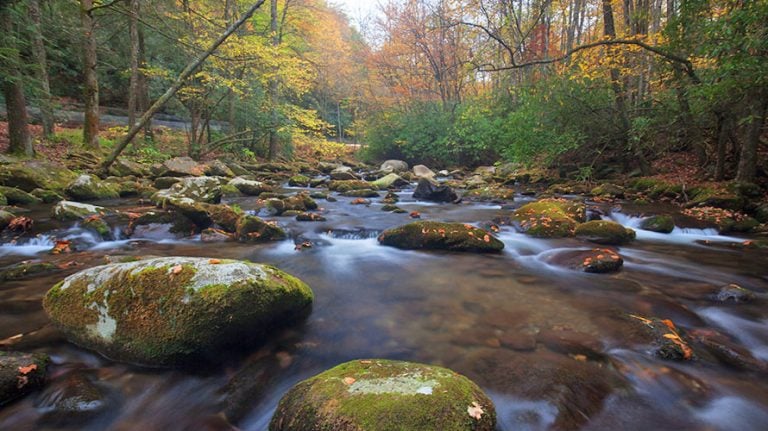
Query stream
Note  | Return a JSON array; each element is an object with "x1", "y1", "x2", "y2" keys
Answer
[{"x1": 1, "y1": 184, "x2": 767, "y2": 430}]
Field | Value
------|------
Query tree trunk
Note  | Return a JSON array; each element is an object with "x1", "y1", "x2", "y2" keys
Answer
[
  {"x1": 81, "y1": 0, "x2": 100, "y2": 150},
  {"x1": 267, "y1": 0, "x2": 280, "y2": 160},
  {"x1": 127, "y1": 0, "x2": 140, "y2": 135},
  {"x1": 28, "y1": 0, "x2": 54, "y2": 137},
  {"x1": 100, "y1": 0, "x2": 268, "y2": 172},
  {"x1": 736, "y1": 91, "x2": 768, "y2": 183},
  {"x1": 714, "y1": 111, "x2": 731, "y2": 181},
  {"x1": 0, "y1": 4, "x2": 33, "y2": 156},
  {"x1": 137, "y1": 25, "x2": 153, "y2": 143},
  {"x1": 602, "y1": 0, "x2": 631, "y2": 147}
]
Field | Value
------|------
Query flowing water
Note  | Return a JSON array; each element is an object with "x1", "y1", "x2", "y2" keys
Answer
[{"x1": 1, "y1": 187, "x2": 767, "y2": 430}]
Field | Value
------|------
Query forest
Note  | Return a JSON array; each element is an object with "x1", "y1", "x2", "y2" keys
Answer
[{"x1": 0, "y1": 1, "x2": 767, "y2": 430}]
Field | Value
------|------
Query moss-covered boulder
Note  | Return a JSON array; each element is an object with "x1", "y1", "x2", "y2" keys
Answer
[
  {"x1": 236, "y1": 215, "x2": 287, "y2": 242},
  {"x1": 65, "y1": 175, "x2": 120, "y2": 201},
  {"x1": 378, "y1": 221, "x2": 504, "y2": 253},
  {"x1": 371, "y1": 173, "x2": 409, "y2": 189},
  {"x1": 590, "y1": 183, "x2": 626, "y2": 199},
  {"x1": 288, "y1": 175, "x2": 311, "y2": 187},
  {"x1": 330, "y1": 166, "x2": 358, "y2": 181},
  {"x1": 43, "y1": 257, "x2": 313, "y2": 366},
  {"x1": 0, "y1": 261, "x2": 59, "y2": 281},
  {"x1": 342, "y1": 189, "x2": 380, "y2": 198},
  {"x1": 204, "y1": 160, "x2": 235, "y2": 177},
  {"x1": 0, "y1": 351, "x2": 49, "y2": 406},
  {"x1": 283, "y1": 193, "x2": 318, "y2": 212},
  {"x1": 153, "y1": 177, "x2": 181, "y2": 189},
  {"x1": 0, "y1": 186, "x2": 42, "y2": 205},
  {"x1": 639, "y1": 215, "x2": 674, "y2": 233},
  {"x1": 228, "y1": 177, "x2": 272, "y2": 196},
  {"x1": 152, "y1": 176, "x2": 222, "y2": 204},
  {"x1": 329, "y1": 180, "x2": 372, "y2": 193},
  {"x1": 31, "y1": 188, "x2": 64, "y2": 203},
  {"x1": 270, "y1": 359, "x2": 495, "y2": 431},
  {"x1": 574, "y1": 220, "x2": 636, "y2": 245},
  {"x1": 52, "y1": 201, "x2": 108, "y2": 222},
  {"x1": 109, "y1": 158, "x2": 149, "y2": 177},
  {"x1": 0, "y1": 161, "x2": 77, "y2": 192},
  {"x1": 512, "y1": 199, "x2": 585, "y2": 238},
  {"x1": 82, "y1": 216, "x2": 113, "y2": 240}
]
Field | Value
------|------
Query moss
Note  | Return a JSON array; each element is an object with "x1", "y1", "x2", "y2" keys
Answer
[
  {"x1": 342, "y1": 189, "x2": 380, "y2": 198},
  {"x1": 43, "y1": 257, "x2": 313, "y2": 366},
  {"x1": 82, "y1": 217, "x2": 112, "y2": 239},
  {"x1": 378, "y1": 221, "x2": 504, "y2": 253},
  {"x1": 270, "y1": 359, "x2": 495, "y2": 431},
  {"x1": 288, "y1": 175, "x2": 311, "y2": 187},
  {"x1": 639, "y1": 215, "x2": 674, "y2": 233},
  {"x1": 0, "y1": 351, "x2": 50, "y2": 406},
  {"x1": 0, "y1": 161, "x2": 77, "y2": 192},
  {"x1": 236, "y1": 215, "x2": 287, "y2": 242},
  {"x1": 0, "y1": 186, "x2": 43, "y2": 205},
  {"x1": 463, "y1": 187, "x2": 515, "y2": 202},
  {"x1": 575, "y1": 221, "x2": 636, "y2": 245},
  {"x1": 590, "y1": 183, "x2": 625, "y2": 198},
  {"x1": 329, "y1": 180, "x2": 371, "y2": 193},
  {"x1": 0, "y1": 262, "x2": 59, "y2": 281},
  {"x1": 0, "y1": 192, "x2": 6, "y2": 206},
  {"x1": 220, "y1": 184, "x2": 242, "y2": 198},
  {"x1": 31, "y1": 188, "x2": 64, "y2": 203},
  {"x1": 0, "y1": 210, "x2": 13, "y2": 231},
  {"x1": 512, "y1": 199, "x2": 583, "y2": 238}
]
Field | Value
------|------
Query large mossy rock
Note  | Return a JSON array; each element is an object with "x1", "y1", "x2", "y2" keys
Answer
[
  {"x1": 329, "y1": 180, "x2": 372, "y2": 193},
  {"x1": 640, "y1": 215, "x2": 675, "y2": 233},
  {"x1": 512, "y1": 199, "x2": 586, "y2": 238},
  {"x1": 0, "y1": 210, "x2": 14, "y2": 231},
  {"x1": 370, "y1": 173, "x2": 409, "y2": 189},
  {"x1": 546, "y1": 248, "x2": 624, "y2": 273},
  {"x1": 43, "y1": 257, "x2": 313, "y2": 366},
  {"x1": 228, "y1": 177, "x2": 272, "y2": 196},
  {"x1": 0, "y1": 161, "x2": 77, "y2": 192},
  {"x1": 1, "y1": 351, "x2": 49, "y2": 406},
  {"x1": 65, "y1": 175, "x2": 120, "y2": 201},
  {"x1": 512, "y1": 199, "x2": 585, "y2": 238},
  {"x1": 413, "y1": 178, "x2": 458, "y2": 203},
  {"x1": 109, "y1": 158, "x2": 149, "y2": 177},
  {"x1": 0, "y1": 186, "x2": 42, "y2": 205},
  {"x1": 152, "y1": 176, "x2": 222, "y2": 204},
  {"x1": 378, "y1": 221, "x2": 504, "y2": 253},
  {"x1": 52, "y1": 201, "x2": 108, "y2": 221},
  {"x1": 574, "y1": 220, "x2": 636, "y2": 245},
  {"x1": 236, "y1": 215, "x2": 287, "y2": 242},
  {"x1": 270, "y1": 359, "x2": 496, "y2": 431}
]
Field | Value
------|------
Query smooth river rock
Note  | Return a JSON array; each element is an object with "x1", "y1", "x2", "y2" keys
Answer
[
  {"x1": 270, "y1": 359, "x2": 496, "y2": 431},
  {"x1": 43, "y1": 257, "x2": 313, "y2": 366}
]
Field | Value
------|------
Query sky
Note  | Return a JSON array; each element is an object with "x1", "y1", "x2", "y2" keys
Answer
[{"x1": 332, "y1": 0, "x2": 381, "y2": 24}]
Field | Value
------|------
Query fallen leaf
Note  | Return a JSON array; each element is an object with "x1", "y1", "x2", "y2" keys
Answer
[
  {"x1": 51, "y1": 240, "x2": 72, "y2": 255},
  {"x1": 209, "y1": 259, "x2": 221, "y2": 264},
  {"x1": 359, "y1": 360, "x2": 372, "y2": 364},
  {"x1": 18, "y1": 364, "x2": 37, "y2": 375},
  {"x1": 467, "y1": 401, "x2": 484, "y2": 420},
  {"x1": 343, "y1": 377, "x2": 356, "y2": 385},
  {"x1": 171, "y1": 264, "x2": 183, "y2": 274}
]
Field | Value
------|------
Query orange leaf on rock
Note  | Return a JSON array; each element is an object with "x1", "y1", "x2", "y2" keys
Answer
[
  {"x1": 343, "y1": 377, "x2": 356, "y2": 385},
  {"x1": 171, "y1": 264, "x2": 183, "y2": 274},
  {"x1": 209, "y1": 259, "x2": 221, "y2": 264},
  {"x1": 18, "y1": 364, "x2": 37, "y2": 375}
]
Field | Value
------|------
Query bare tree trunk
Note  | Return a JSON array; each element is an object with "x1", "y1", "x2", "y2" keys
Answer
[
  {"x1": 736, "y1": 91, "x2": 767, "y2": 183},
  {"x1": 28, "y1": 0, "x2": 54, "y2": 137},
  {"x1": 714, "y1": 111, "x2": 731, "y2": 180},
  {"x1": 137, "y1": 25, "x2": 153, "y2": 143},
  {"x1": 267, "y1": 0, "x2": 280, "y2": 160},
  {"x1": 100, "y1": 0, "x2": 268, "y2": 172},
  {"x1": 81, "y1": 0, "x2": 100, "y2": 150},
  {"x1": 127, "y1": 0, "x2": 140, "y2": 135},
  {"x1": 0, "y1": 4, "x2": 33, "y2": 156}
]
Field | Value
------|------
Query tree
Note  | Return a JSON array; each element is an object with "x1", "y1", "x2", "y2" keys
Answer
[
  {"x1": 127, "y1": 0, "x2": 140, "y2": 133},
  {"x1": 28, "y1": 0, "x2": 55, "y2": 137},
  {"x1": 81, "y1": 0, "x2": 100, "y2": 150},
  {"x1": 0, "y1": 2, "x2": 33, "y2": 156}
]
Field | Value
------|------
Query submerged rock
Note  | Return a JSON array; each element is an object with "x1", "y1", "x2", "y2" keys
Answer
[
  {"x1": 546, "y1": 248, "x2": 624, "y2": 273},
  {"x1": 714, "y1": 284, "x2": 755, "y2": 303},
  {"x1": 65, "y1": 175, "x2": 120, "y2": 201},
  {"x1": 270, "y1": 359, "x2": 496, "y2": 431},
  {"x1": 342, "y1": 189, "x2": 380, "y2": 198},
  {"x1": 0, "y1": 351, "x2": 49, "y2": 406},
  {"x1": 413, "y1": 178, "x2": 458, "y2": 203},
  {"x1": 378, "y1": 221, "x2": 504, "y2": 253},
  {"x1": 574, "y1": 220, "x2": 636, "y2": 245},
  {"x1": 512, "y1": 199, "x2": 585, "y2": 238},
  {"x1": 43, "y1": 257, "x2": 313, "y2": 366},
  {"x1": 35, "y1": 371, "x2": 112, "y2": 425},
  {"x1": 627, "y1": 315, "x2": 695, "y2": 361},
  {"x1": 639, "y1": 215, "x2": 674, "y2": 233}
]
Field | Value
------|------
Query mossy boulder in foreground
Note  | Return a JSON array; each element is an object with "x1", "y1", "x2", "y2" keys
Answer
[
  {"x1": 574, "y1": 220, "x2": 636, "y2": 245},
  {"x1": 43, "y1": 257, "x2": 313, "y2": 366},
  {"x1": 378, "y1": 221, "x2": 504, "y2": 253},
  {"x1": 270, "y1": 359, "x2": 496, "y2": 431},
  {"x1": 639, "y1": 215, "x2": 675, "y2": 233},
  {"x1": 512, "y1": 199, "x2": 585, "y2": 238}
]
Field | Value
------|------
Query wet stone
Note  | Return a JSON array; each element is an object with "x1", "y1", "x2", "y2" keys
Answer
[
  {"x1": 35, "y1": 371, "x2": 113, "y2": 425},
  {"x1": 0, "y1": 351, "x2": 49, "y2": 406}
]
